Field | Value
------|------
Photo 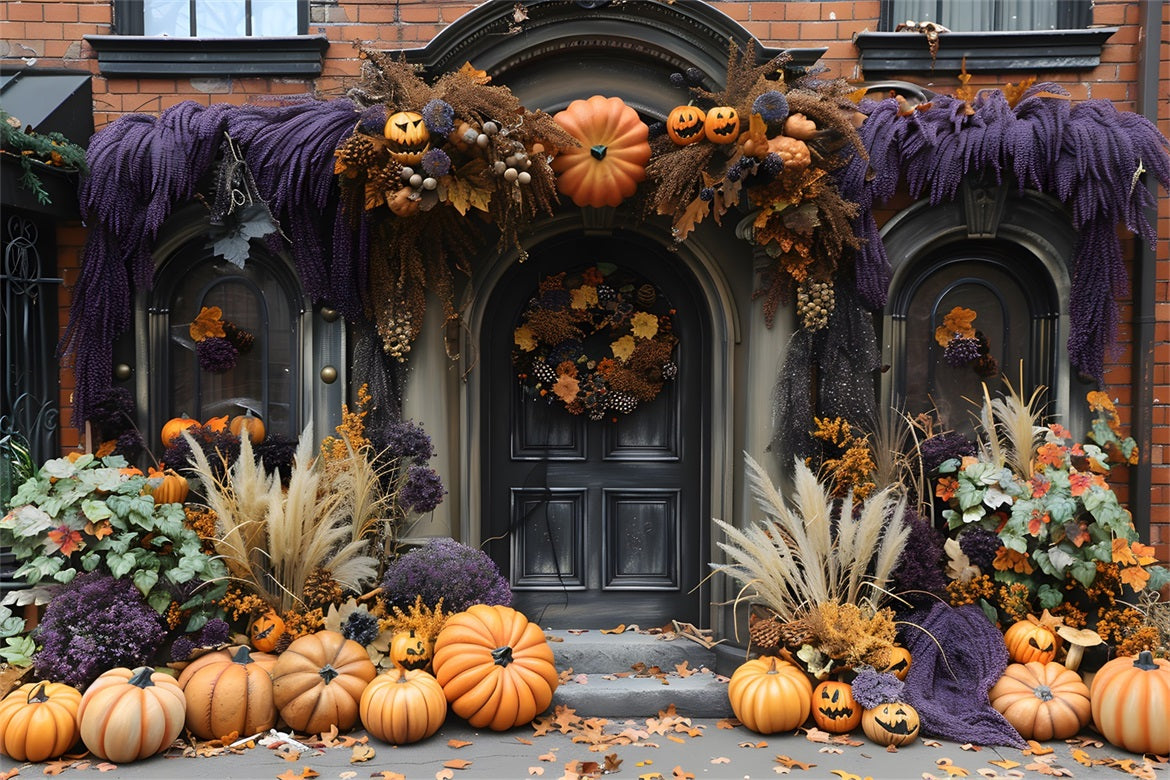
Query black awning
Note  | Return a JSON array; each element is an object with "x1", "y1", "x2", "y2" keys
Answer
[{"x1": 0, "y1": 68, "x2": 94, "y2": 142}]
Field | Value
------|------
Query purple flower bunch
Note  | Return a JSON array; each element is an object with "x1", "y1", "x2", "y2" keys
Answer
[
  {"x1": 400, "y1": 464, "x2": 446, "y2": 513},
  {"x1": 377, "y1": 419, "x2": 435, "y2": 465},
  {"x1": 958, "y1": 527, "x2": 1004, "y2": 572},
  {"x1": 891, "y1": 508, "x2": 948, "y2": 595},
  {"x1": 919, "y1": 431, "x2": 976, "y2": 475},
  {"x1": 33, "y1": 571, "x2": 168, "y2": 689},
  {"x1": 943, "y1": 334, "x2": 982, "y2": 367},
  {"x1": 197, "y1": 336, "x2": 240, "y2": 373},
  {"x1": 382, "y1": 537, "x2": 512, "y2": 613},
  {"x1": 850, "y1": 667, "x2": 906, "y2": 709}
]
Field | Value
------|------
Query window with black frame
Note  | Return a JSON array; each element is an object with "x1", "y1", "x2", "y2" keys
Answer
[
  {"x1": 882, "y1": 0, "x2": 1091, "y2": 31},
  {"x1": 112, "y1": 0, "x2": 308, "y2": 37}
]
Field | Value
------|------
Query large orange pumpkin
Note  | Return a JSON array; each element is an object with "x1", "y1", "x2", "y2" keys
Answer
[
  {"x1": 181, "y1": 645, "x2": 277, "y2": 740},
  {"x1": 161, "y1": 414, "x2": 199, "y2": 447},
  {"x1": 177, "y1": 645, "x2": 278, "y2": 688},
  {"x1": 1090, "y1": 650, "x2": 1170, "y2": 755},
  {"x1": 989, "y1": 661, "x2": 1090, "y2": 741},
  {"x1": 431, "y1": 604, "x2": 558, "y2": 731},
  {"x1": 811, "y1": 680, "x2": 861, "y2": 733},
  {"x1": 229, "y1": 412, "x2": 265, "y2": 444},
  {"x1": 727, "y1": 657, "x2": 812, "y2": 734},
  {"x1": 552, "y1": 95, "x2": 650, "y2": 208},
  {"x1": 359, "y1": 669, "x2": 447, "y2": 745},
  {"x1": 77, "y1": 666, "x2": 186, "y2": 763},
  {"x1": 1003, "y1": 617, "x2": 1059, "y2": 664},
  {"x1": 145, "y1": 466, "x2": 189, "y2": 505},
  {"x1": 0, "y1": 681, "x2": 82, "y2": 762},
  {"x1": 271, "y1": 630, "x2": 376, "y2": 734}
]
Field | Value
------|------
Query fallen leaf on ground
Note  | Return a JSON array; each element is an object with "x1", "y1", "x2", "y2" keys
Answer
[
  {"x1": 1065, "y1": 736, "x2": 1103, "y2": 748},
  {"x1": 529, "y1": 769, "x2": 544, "y2": 776},
  {"x1": 976, "y1": 770, "x2": 1026, "y2": 779},
  {"x1": 987, "y1": 760, "x2": 1020, "y2": 770},
  {"x1": 675, "y1": 661, "x2": 696, "y2": 678},
  {"x1": 516, "y1": 736, "x2": 534, "y2": 745},
  {"x1": 435, "y1": 771, "x2": 454, "y2": 780},
  {"x1": 923, "y1": 739, "x2": 943, "y2": 747},
  {"x1": 830, "y1": 771, "x2": 872, "y2": 780},
  {"x1": 276, "y1": 769, "x2": 319, "y2": 780},
  {"x1": 540, "y1": 752, "x2": 558, "y2": 762},
  {"x1": 339, "y1": 773, "x2": 356, "y2": 779},
  {"x1": 41, "y1": 760, "x2": 74, "y2": 776},
  {"x1": 94, "y1": 765, "x2": 117, "y2": 774},
  {"x1": 802, "y1": 727, "x2": 832, "y2": 743},
  {"x1": 1070, "y1": 749, "x2": 1103, "y2": 766},
  {"x1": 667, "y1": 735, "x2": 686, "y2": 744},
  {"x1": 448, "y1": 739, "x2": 472, "y2": 749},
  {"x1": 775, "y1": 755, "x2": 815, "y2": 770},
  {"x1": 711, "y1": 757, "x2": 730, "y2": 764},
  {"x1": 635, "y1": 760, "x2": 653, "y2": 767},
  {"x1": 568, "y1": 629, "x2": 588, "y2": 635},
  {"x1": 886, "y1": 744, "x2": 899, "y2": 753},
  {"x1": 601, "y1": 624, "x2": 626, "y2": 634},
  {"x1": 444, "y1": 758, "x2": 473, "y2": 769},
  {"x1": 819, "y1": 746, "x2": 844, "y2": 754},
  {"x1": 1022, "y1": 741, "x2": 1053, "y2": 756},
  {"x1": 960, "y1": 744, "x2": 982, "y2": 752},
  {"x1": 739, "y1": 741, "x2": 768, "y2": 748},
  {"x1": 672, "y1": 767, "x2": 694, "y2": 779},
  {"x1": 935, "y1": 758, "x2": 970, "y2": 777},
  {"x1": 0, "y1": 769, "x2": 17, "y2": 780},
  {"x1": 350, "y1": 744, "x2": 375, "y2": 763},
  {"x1": 1024, "y1": 762, "x2": 1072, "y2": 776},
  {"x1": 604, "y1": 754, "x2": 622, "y2": 773},
  {"x1": 373, "y1": 772, "x2": 406, "y2": 780},
  {"x1": 717, "y1": 718, "x2": 740, "y2": 729}
]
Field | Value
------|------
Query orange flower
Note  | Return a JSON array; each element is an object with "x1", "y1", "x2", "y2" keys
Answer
[
  {"x1": 84, "y1": 519, "x2": 113, "y2": 540},
  {"x1": 1086, "y1": 390, "x2": 1114, "y2": 413},
  {"x1": 1131, "y1": 541, "x2": 1158, "y2": 566},
  {"x1": 552, "y1": 374, "x2": 580, "y2": 404},
  {"x1": 1027, "y1": 510, "x2": 1050, "y2": 536},
  {"x1": 47, "y1": 525, "x2": 83, "y2": 556},
  {"x1": 94, "y1": 440, "x2": 117, "y2": 457},
  {"x1": 1035, "y1": 442, "x2": 1065, "y2": 469},
  {"x1": 1111, "y1": 537, "x2": 1137, "y2": 566},
  {"x1": 934, "y1": 306, "x2": 977, "y2": 346},
  {"x1": 1047, "y1": 423, "x2": 1071, "y2": 440},
  {"x1": 581, "y1": 267, "x2": 604, "y2": 285},
  {"x1": 936, "y1": 476, "x2": 958, "y2": 502},
  {"x1": 992, "y1": 547, "x2": 1034, "y2": 575},
  {"x1": 1029, "y1": 474, "x2": 1050, "y2": 499},
  {"x1": 1119, "y1": 565, "x2": 1150, "y2": 591},
  {"x1": 1068, "y1": 471, "x2": 1093, "y2": 497}
]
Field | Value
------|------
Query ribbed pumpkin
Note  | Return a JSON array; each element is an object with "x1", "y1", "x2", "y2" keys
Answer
[
  {"x1": 271, "y1": 630, "x2": 376, "y2": 734},
  {"x1": 665, "y1": 105, "x2": 705, "y2": 145},
  {"x1": 0, "y1": 681, "x2": 82, "y2": 762},
  {"x1": 390, "y1": 629, "x2": 436, "y2": 672},
  {"x1": 1090, "y1": 650, "x2": 1170, "y2": 755},
  {"x1": 177, "y1": 645, "x2": 278, "y2": 688},
  {"x1": 77, "y1": 666, "x2": 186, "y2": 763},
  {"x1": 989, "y1": 661, "x2": 1090, "y2": 741},
  {"x1": 182, "y1": 646, "x2": 277, "y2": 740},
  {"x1": 229, "y1": 412, "x2": 265, "y2": 444},
  {"x1": 359, "y1": 669, "x2": 447, "y2": 745},
  {"x1": 432, "y1": 604, "x2": 558, "y2": 731},
  {"x1": 552, "y1": 95, "x2": 650, "y2": 208},
  {"x1": 145, "y1": 466, "x2": 189, "y2": 505},
  {"x1": 811, "y1": 680, "x2": 861, "y2": 733},
  {"x1": 727, "y1": 657, "x2": 812, "y2": 734},
  {"x1": 1003, "y1": 617, "x2": 1059, "y2": 664},
  {"x1": 861, "y1": 701, "x2": 920, "y2": 747},
  {"x1": 161, "y1": 414, "x2": 199, "y2": 447}
]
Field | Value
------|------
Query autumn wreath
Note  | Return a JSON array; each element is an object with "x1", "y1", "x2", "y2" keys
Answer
[{"x1": 512, "y1": 266, "x2": 678, "y2": 419}]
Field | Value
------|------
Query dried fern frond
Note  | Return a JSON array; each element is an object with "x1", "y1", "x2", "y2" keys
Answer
[{"x1": 979, "y1": 368, "x2": 1049, "y2": 477}]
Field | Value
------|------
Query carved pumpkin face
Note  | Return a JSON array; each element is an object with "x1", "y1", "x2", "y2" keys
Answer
[
  {"x1": 882, "y1": 646, "x2": 913, "y2": 681},
  {"x1": 384, "y1": 111, "x2": 431, "y2": 165},
  {"x1": 666, "y1": 105, "x2": 705, "y2": 146},
  {"x1": 812, "y1": 681, "x2": 861, "y2": 733},
  {"x1": 862, "y1": 702, "x2": 921, "y2": 747},
  {"x1": 390, "y1": 630, "x2": 435, "y2": 672},
  {"x1": 250, "y1": 611, "x2": 286, "y2": 653},
  {"x1": 704, "y1": 106, "x2": 740, "y2": 143},
  {"x1": 1004, "y1": 619, "x2": 1059, "y2": 664}
]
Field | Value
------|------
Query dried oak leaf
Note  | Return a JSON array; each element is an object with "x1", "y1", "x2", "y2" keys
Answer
[{"x1": 190, "y1": 306, "x2": 225, "y2": 342}]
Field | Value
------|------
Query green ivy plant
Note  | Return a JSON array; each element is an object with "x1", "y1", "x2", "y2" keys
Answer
[
  {"x1": 0, "y1": 452, "x2": 226, "y2": 631},
  {"x1": 1, "y1": 110, "x2": 88, "y2": 205}
]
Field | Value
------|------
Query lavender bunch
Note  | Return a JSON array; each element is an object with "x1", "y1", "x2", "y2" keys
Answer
[
  {"x1": 851, "y1": 667, "x2": 906, "y2": 709},
  {"x1": 381, "y1": 538, "x2": 511, "y2": 613}
]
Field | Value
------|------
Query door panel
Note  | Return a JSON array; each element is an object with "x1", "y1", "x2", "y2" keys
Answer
[{"x1": 483, "y1": 234, "x2": 708, "y2": 628}]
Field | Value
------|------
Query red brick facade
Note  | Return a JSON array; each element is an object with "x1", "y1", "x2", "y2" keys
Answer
[{"x1": 2, "y1": 0, "x2": 1167, "y2": 557}]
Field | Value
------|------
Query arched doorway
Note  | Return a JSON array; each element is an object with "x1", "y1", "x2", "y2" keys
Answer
[{"x1": 480, "y1": 230, "x2": 711, "y2": 628}]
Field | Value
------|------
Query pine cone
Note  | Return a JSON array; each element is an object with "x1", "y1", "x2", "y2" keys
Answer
[
  {"x1": 795, "y1": 279, "x2": 834, "y2": 332},
  {"x1": 749, "y1": 612, "x2": 782, "y2": 650},
  {"x1": 779, "y1": 618, "x2": 814, "y2": 648}
]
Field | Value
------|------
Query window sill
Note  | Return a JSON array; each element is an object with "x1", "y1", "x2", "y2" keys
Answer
[
  {"x1": 83, "y1": 35, "x2": 330, "y2": 78},
  {"x1": 853, "y1": 28, "x2": 1116, "y2": 78}
]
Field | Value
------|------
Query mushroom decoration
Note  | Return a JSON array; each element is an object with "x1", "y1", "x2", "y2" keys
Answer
[{"x1": 1054, "y1": 626, "x2": 1103, "y2": 672}]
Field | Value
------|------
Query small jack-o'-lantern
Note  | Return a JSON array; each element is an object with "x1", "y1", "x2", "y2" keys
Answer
[
  {"x1": 812, "y1": 680, "x2": 861, "y2": 733},
  {"x1": 1003, "y1": 618, "x2": 1059, "y2": 664},
  {"x1": 384, "y1": 110, "x2": 431, "y2": 165},
  {"x1": 666, "y1": 105, "x2": 705, "y2": 146},
  {"x1": 882, "y1": 646, "x2": 913, "y2": 681},
  {"x1": 861, "y1": 701, "x2": 920, "y2": 747},
  {"x1": 704, "y1": 106, "x2": 740, "y2": 143},
  {"x1": 390, "y1": 630, "x2": 435, "y2": 672},
  {"x1": 250, "y1": 610, "x2": 286, "y2": 653}
]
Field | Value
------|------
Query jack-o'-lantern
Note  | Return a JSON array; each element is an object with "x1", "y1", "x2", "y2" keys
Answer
[
  {"x1": 812, "y1": 680, "x2": 861, "y2": 733},
  {"x1": 250, "y1": 610, "x2": 286, "y2": 653},
  {"x1": 1004, "y1": 618, "x2": 1059, "y2": 664},
  {"x1": 389, "y1": 630, "x2": 435, "y2": 672},
  {"x1": 384, "y1": 110, "x2": 431, "y2": 165},
  {"x1": 882, "y1": 646, "x2": 913, "y2": 681},
  {"x1": 861, "y1": 701, "x2": 920, "y2": 747},
  {"x1": 704, "y1": 106, "x2": 740, "y2": 143},
  {"x1": 666, "y1": 106, "x2": 705, "y2": 146}
]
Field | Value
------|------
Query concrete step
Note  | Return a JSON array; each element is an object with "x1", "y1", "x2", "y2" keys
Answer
[
  {"x1": 546, "y1": 629, "x2": 717, "y2": 675},
  {"x1": 550, "y1": 670, "x2": 733, "y2": 718}
]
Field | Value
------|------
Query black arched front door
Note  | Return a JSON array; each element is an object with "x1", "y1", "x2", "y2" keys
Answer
[{"x1": 482, "y1": 232, "x2": 710, "y2": 629}]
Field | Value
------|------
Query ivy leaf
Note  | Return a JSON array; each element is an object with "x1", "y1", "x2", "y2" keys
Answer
[
  {"x1": 0, "y1": 634, "x2": 36, "y2": 666},
  {"x1": 1036, "y1": 583, "x2": 1064, "y2": 610},
  {"x1": 1068, "y1": 560, "x2": 1098, "y2": 588},
  {"x1": 0, "y1": 504, "x2": 53, "y2": 537},
  {"x1": 133, "y1": 567, "x2": 159, "y2": 599},
  {"x1": 207, "y1": 204, "x2": 278, "y2": 267}
]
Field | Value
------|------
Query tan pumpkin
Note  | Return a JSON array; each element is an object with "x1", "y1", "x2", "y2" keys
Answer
[
  {"x1": 881, "y1": 646, "x2": 913, "y2": 681},
  {"x1": 177, "y1": 645, "x2": 278, "y2": 688},
  {"x1": 552, "y1": 95, "x2": 651, "y2": 208},
  {"x1": 384, "y1": 110, "x2": 430, "y2": 165},
  {"x1": 271, "y1": 630, "x2": 376, "y2": 734},
  {"x1": 77, "y1": 666, "x2": 186, "y2": 763},
  {"x1": 250, "y1": 610, "x2": 286, "y2": 653},
  {"x1": 861, "y1": 701, "x2": 920, "y2": 747},
  {"x1": 359, "y1": 669, "x2": 447, "y2": 745},
  {"x1": 161, "y1": 414, "x2": 199, "y2": 447},
  {"x1": 390, "y1": 629, "x2": 435, "y2": 672},
  {"x1": 182, "y1": 645, "x2": 277, "y2": 740},
  {"x1": 811, "y1": 680, "x2": 861, "y2": 733},
  {"x1": 704, "y1": 106, "x2": 740, "y2": 143},
  {"x1": 229, "y1": 412, "x2": 265, "y2": 444},
  {"x1": 665, "y1": 105, "x2": 705, "y2": 146},
  {"x1": 145, "y1": 466, "x2": 189, "y2": 505},
  {"x1": 727, "y1": 657, "x2": 813, "y2": 735},
  {"x1": 432, "y1": 604, "x2": 558, "y2": 731},
  {"x1": 0, "y1": 681, "x2": 82, "y2": 762},
  {"x1": 989, "y1": 661, "x2": 1090, "y2": 741},
  {"x1": 1090, "y1": 650, "x2": 1170, "y2": 755},
  {"x1": 1003, "y1": 617, "x2": 1060, "y2": 664}
]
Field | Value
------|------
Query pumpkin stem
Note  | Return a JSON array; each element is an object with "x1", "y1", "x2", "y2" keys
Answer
[
  {"x1": 1134, "y1": 650, "x2": 1158, "y2": 671},
  {"x1": 128, "y1": 667, "x2": 157, "y2": 688},
  {"x1": 765, "y1": 658, "x2": 779, "y2": 675},
  {"x1": 491, "y1": 645, "x2": 514, "y2": 667},
  {"x1": 319, "y1": 663, "x2": 340, "y2": 684},
  {"x1": 590, "y1": 144, "x2": 608, "y2": 160},
  {"x1": 28, "y1": 681, "x2": 49, "y2": 704},
  {"x1": 232, "y1": 645, "x2": 254, "y2": 665},
  {"x1": 1032, "y1": 684, "x2": 1054, "y2": 702}
]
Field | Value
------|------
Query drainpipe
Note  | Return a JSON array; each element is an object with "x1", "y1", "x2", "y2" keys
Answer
[{"x1": 1132, "y1": 0, "x2": 1159, "y2": 543}]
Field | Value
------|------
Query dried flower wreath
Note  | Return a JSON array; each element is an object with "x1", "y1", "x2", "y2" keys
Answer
[
  {"x1": 337, "y1": 52, "x2": 579, "y2": 360},
  {"x1": 512, "y1": 265, "x2": 678, "y2": 420},
  {"x1": 935, "y1": 306, "x2": 997, "y2": 377},
  {"x1": 188, "y1": 305, "x2": 254, "y2": 374}
]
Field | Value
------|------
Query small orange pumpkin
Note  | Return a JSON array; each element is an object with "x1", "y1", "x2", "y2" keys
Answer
[
  {"x1": 552, "y1": 95, "x2": 651, "y2": 208},
  {"x1": 77, "y1": 666, "x2": 186, "y2": 763},
  {"x1": 861, "y1": 701, "x2": 920, "y2": 747},
  {"x1": 0, "y1": 681, "x2": 82, "y2": 762},
  {"x1": 665, "y1": 105, "x2": 705, "y2": 145},
  {"x1": 390, "y1": 630, "x2": 435, "y2": 672},
  {"x1": 359, "y1": 669, "x2": 447, "y2": 745},
  {"x1": 881, "y1": 646, "x2": 913, "y2": 681},
  {"x1": 1090, "y1": 650, "x2": 1170, "y2": 755},
  {"x1": 990, "y1": 661, "x2": 1090, "y2": 741},
  {"x1": 704, "y1": 106, "x2": 740, "y2": 143},
  {"x1": 388, "y1": 186, "x2": 420, "y2": 217},
  {"x1": 161, "y1": 414, "x2": 199, "y2": 447},
  {"x1": 727, "y1": 657, "x2": 813, "y2": 735},
  {"x1": 384, "y1": 110, "x2": 430, "y2": 165},
  {"x1": 783, "y1": 112, "x2": 818, "y2": 140},
  {"x1": 229, "y1": 411, "x2": 265, "y2": 444},
  {"x1": 271, "y1": 630, "x2": 376, "y2": 734},
  {"x1": 812, "y1": 680, "x2": 861, "y2": 733},
  {"x1": 145, "y1": 466, "x2": 189, "y2": 505},
  {"x1": 1004, "y1": 617, "x2": 1059, "y2": 664},
  {"x1": 250, "y1": 610, "x2": 286, "y2": 653}
]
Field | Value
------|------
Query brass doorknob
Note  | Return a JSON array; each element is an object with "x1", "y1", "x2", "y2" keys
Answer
[{"x1": 320, "y1": 365, "x2": 338, "y2": 384}]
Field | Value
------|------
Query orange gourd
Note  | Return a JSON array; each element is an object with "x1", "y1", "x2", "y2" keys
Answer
[
  {"x1": 1090, "y1": 650, "x2": 1170, "y2": 755},
  {"x1": 811, "y1": 680, "x2": 861, "y2": 733},
  {"x1": 783, "y1": 112, "x2": 818, "y2": 140},
  {"x1": 229, "y1": 412, "x2": 265, "y2": 444},
  {"x1": 552, "y1": 95, "x2": 650, "y2": 208},
  {"x1": 0, "y1": 681, "x2": 82, "y2": 762},
  {"x1": 250, "y1": 610, "x2": 286, "y2": 653},
  {"x1": 145, "y1": 466, "x2": 189, "y2": 505},
  {"x1": 665, "y1": 105, "x2": 705, "y2": 145},
  {"x1": 881, "y1": 646, "x2": 913, "y2": 681},
  {"x1": 432, "y1": 604, "x2": 558, "y2": 731},
  {"x1": 1003, "y1": 617, "x2": 1059, "y2": 664},
  {"x1": 77, "y1": 666, "x2": 186, "y2": 763},
  {"x1": 989, "y1": 661, "x2": 1090, "y2": 741},
  {"x1": 181, "y1": 646, "x2": 276, "y2": 740},
  {"x1": 177, "y1": 645, "x2": 278, "y2": 688},
  {"x1": 161, "y1": 414, "x2": 199, "y2": 447},
  {"x1": 726, "y1": 657, "x2": 812, "y2": 734},
  {"x1": 390, "y1": 629, "x2": 435, "y2": 672},
  {"x1": 704, "y1": 106, "x2": 740, "y2": 143},
  {"x1": 271, "y1": 630, "x2": 376, "y2": 734},
  {"x1": 359, "y1": 669, "x2": 447, "y2": 745},
  {"x1": 861, "y1": 701, "x2": 920, "y2": 747}
]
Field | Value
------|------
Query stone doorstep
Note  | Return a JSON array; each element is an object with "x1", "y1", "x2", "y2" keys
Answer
[
  {"x1": 551, "y1": 671, "x2": 733, "y2": 719},
  {"x1": 544, "y1": 628, "x2": 718, "y2": 675}
]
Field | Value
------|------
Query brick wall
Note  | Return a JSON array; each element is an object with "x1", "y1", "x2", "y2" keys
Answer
[{"x1": 2, "y1": 0, "x2": 1165, "y2": 556}]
